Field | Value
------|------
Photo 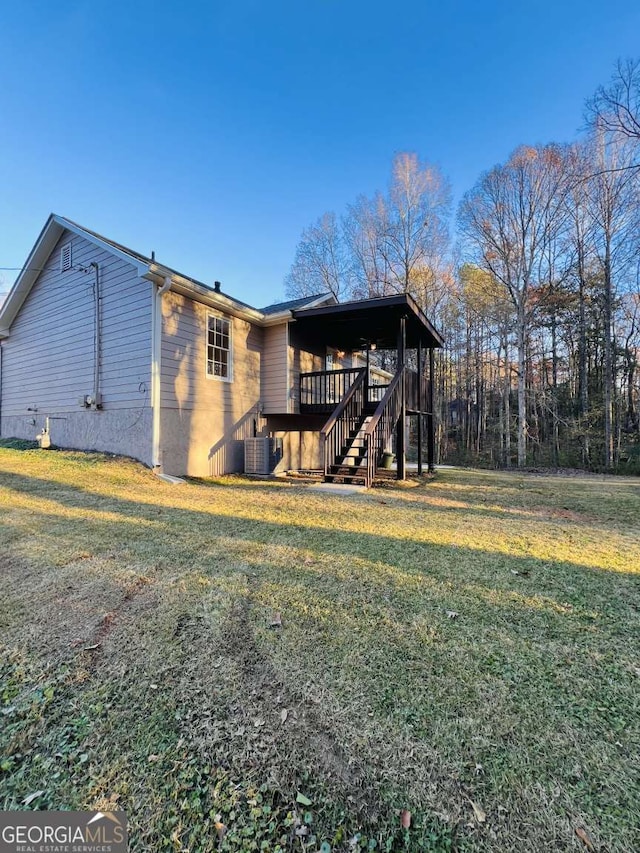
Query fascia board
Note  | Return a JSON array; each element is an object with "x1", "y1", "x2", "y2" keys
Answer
[
  {"x1": 0, "y1": 215, "x2": 155, "y2": 336},
  {"x1": 0, "y1": 215, "x2": 64, "y2": 334},
  {"x1": 165, "y1": 278, "x2": 265, "y2": 325},
  {"x1": 54, "y1": 215, "x2": 151, "y2": 277}
]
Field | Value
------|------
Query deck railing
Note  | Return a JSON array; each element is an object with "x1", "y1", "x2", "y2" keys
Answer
[
  {"x1": 363, "y1": 369, "x2": 405, "y2": 487},
  {"x1": 367, "y1": 381, "x2": 389, "y2": 404},
  {"x1": 320, "y1": 368, "x2": 367, "y2": 479},
  {"x1": 299, "y1": 368, "x2": 362, "y2": 412},
  {"x1": 404, "y1": 370, "x2": 431, "y2": 413}
]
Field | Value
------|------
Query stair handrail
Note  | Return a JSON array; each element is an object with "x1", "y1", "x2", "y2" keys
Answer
[
  {"x1": 362, "y1": 367, "x2": 405, "y2": 486},
  {"x1": 320, "y1": 367, "x2": 367, "y2": 479}
]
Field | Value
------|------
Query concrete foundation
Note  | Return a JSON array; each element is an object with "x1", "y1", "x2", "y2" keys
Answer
[{"x1": 1, "y1": 409, "x2": 154, "y2": 468}]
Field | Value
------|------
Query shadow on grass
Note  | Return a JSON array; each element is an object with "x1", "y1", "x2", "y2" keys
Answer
[
  {"x1": 2, "y1": 465, "x2": 639, "y2": 853},
  {"x1": 157, "y1": 467, "x2": 640, "y2": 533},
  {"x1": 1, "y1": 469, "x2": 638, "y2": 602}
]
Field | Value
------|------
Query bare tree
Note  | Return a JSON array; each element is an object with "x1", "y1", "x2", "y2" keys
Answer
[
  {"x1": 343, "y1": 193, "x2": 392, "y2": 298},
  {"x1": 285, "y1": 212, "x2": 351, "y2": 301},
  {"x1": 381, "y1": 153, "x2": 451, "y2": 294},
  {"x1": 342, "y1": 153, "x2": 451, "y2": 310},
  {"x1": 587, "y1": 132, "x2": 640, "y2": 467},
  {"x1": 458, "y1": 145, "x2": 571, "y2": 467},
  {"x1": 587, "y1": 59, "x2": 640, "y2": 143},
  {"x1": 287, "y1": 153, "x2": 452, "y2": 313},
  {"x1": 564, "y1": 143, "x2": 595, "y2": 421}
]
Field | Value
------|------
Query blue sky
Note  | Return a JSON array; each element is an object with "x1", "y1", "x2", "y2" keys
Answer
[{"x1": 1, "y1": 0, "x2": 638, "y2": 307}]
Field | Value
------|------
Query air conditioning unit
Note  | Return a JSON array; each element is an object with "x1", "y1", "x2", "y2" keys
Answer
[{"x1": 244, "y1": 437, "x2": 282, "y2": 475}]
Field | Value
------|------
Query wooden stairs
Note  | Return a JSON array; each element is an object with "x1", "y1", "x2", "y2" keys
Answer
[
  {"x1": 321, "y1": 368, "x2": 405, "y2": 488},
  {"x1": 325, "y1": 413, "x2": 372, "y2": 485}
]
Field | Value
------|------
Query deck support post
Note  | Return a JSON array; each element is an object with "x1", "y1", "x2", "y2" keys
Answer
[
  {"x1": 397, "y1": 316, "x2": 406, "y2": 481},
  {"x1": 417, "y1": 340, "x2": 423, "y2": 476},
  {"x1": 365, "y1": 343, "x2": 370, "y2": 409},
  {"x1": 427, "y1": 347, "x2": 435, "y2": 472}
]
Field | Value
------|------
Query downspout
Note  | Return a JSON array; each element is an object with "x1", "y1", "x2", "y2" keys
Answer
[{"x1": 151, "y1": 276, "x2": 171, "y2": 470}]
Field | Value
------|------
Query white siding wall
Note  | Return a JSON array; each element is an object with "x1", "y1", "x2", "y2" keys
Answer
[{"x1": 0, "y1": 231, "x2": 153, "y2": 464}]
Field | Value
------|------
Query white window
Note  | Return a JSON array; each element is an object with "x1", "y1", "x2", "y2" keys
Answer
[{"x1": 207, "y1": 314, "x2": 232, "y2": 380}]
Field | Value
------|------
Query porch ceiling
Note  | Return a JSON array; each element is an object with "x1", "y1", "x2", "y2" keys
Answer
[{"x1": 291, "y1": 293, "x2": 444, "y2": 351}]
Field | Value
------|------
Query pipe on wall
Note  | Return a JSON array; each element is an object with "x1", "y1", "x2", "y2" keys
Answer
[
  {"x1": 90, "y1": 262, "x2": 101, "y2": 408},
  {"x1": 151, "y1": 276, "x2": 172, "y2": 470}
]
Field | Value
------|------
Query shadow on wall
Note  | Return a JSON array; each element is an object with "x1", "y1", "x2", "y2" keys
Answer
[
  {"x1": 207, "y1": 410, "x2": 267, "y2": 475},
  {"x1": 210, "y1": 312, "x2": 263, "y2": 476},
  {"x1": 161, "y1": 294, "x2": 193, "y2": 476},
  {"x1": 161, "y1": 293, "x2": 264, "y2": 477}
]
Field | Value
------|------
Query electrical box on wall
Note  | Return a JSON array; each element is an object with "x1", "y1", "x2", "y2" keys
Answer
[{"x1": 79, "y1": 394, "x2": 102, "y2": 409}]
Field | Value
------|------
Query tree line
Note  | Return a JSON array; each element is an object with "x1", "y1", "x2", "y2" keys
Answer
[{"x1": 285, "y1": 60, "x2": 640, "y2": 472}]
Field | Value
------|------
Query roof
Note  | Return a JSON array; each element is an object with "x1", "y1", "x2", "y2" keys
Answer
[
  {"x1": 292, "y1": 293, "x2": 444, "y2": 350},
  {"x1": 0, "y1": 217, "x2": 444, "y2": 349},
  {"x1": 0, "y1": 215, "x2": 333, "y2": 337},
  {"x1": 60, "y1": 216, "x2": 153, "y2": 267},
  {"x1": 260, "y1": 293, "x2": 333, "y2": 315},
  {"x1": 46, "y1": 216, "x2": 260, "y2": 312}
]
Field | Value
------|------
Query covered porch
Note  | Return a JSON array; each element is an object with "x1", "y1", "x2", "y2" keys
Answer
[{"x1": 291, "y1": 294, "x2": 444, "y2": 486}]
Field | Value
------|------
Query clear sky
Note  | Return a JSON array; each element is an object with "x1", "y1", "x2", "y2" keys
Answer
[{"x1": 1, "y1": 0, "x2": 639, "y2": 307}]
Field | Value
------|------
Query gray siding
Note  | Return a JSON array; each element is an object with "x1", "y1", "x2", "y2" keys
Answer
[{"x1": 0, "y1": 230, "x2": 153, "y2": 464}]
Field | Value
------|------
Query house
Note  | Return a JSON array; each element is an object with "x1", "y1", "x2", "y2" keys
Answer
[{"x1": 0, "y1": 215, "x2": 443, "y2": 486}]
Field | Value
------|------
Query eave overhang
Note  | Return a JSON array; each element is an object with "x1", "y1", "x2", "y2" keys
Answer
[{"x1": 0, "y1": 214, "x2": 151, "y2": 340}]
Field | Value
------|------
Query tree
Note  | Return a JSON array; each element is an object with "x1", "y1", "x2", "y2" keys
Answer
[
  {"x1": 343, "y1": 192, "x2": 391, "y2": 298},
  {"x1": 453, "y1": 264, "x2": 514, "y2": 464},
  {"x1": 587, "y1": 58, "x2": 640, "y2": 144},
  {"x1": 284, "y1": 212, "x2": 351, "y2": 301},
  {"x1": 458, "y1": 145, "x2": 571, "y2": 467},
  {"x1": 587, "y1": 132, "x2": 640, "y2": 467},
  {"x1": 286, "y1": 153, "x2": 452, "y2": 313},
  {"x1": 343, "y1": 154, "x2": 451, "y2": 303},
  {"x1": 380, "y1": 153, "x2": 451, "y2": 296}
]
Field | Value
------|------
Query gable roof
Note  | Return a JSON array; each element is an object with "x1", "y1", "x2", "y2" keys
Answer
[
  {"x1": 0, "y1": 214, "x2": 156, "y2": 337},
  {"x1": 0, "y1": 215, "x2": 334, "y2": 337},
  {"x1": 0, "y1": 217, "x2": 443, "y2": 350}
]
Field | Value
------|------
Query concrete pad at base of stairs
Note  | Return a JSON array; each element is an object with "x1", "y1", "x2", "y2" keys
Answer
[{"x1": 307, "y1": 482, "x2": 367, "y2": 496}]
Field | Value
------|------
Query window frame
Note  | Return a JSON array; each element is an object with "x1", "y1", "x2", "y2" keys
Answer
[{"x1": 205, "y1": 312, "x2": 233, "y2": 383}]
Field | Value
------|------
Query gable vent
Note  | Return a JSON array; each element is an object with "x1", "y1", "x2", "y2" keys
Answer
[{"x1": 60, "y1": 242, "x2": 72, "y2": 272}]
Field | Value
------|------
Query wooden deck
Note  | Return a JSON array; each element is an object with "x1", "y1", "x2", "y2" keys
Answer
[{"x1": 299, "y1": 367, "x2": 430, "y2": 415}]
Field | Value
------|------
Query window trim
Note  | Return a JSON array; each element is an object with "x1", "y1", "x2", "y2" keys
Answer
[{"x1": 205, "y1": 312, "x2": 233, "y2": 383}]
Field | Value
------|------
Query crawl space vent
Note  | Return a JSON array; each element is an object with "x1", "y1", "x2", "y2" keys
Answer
[{"x1": 60, "y1": 242, "x2": 72, "y2": 272}]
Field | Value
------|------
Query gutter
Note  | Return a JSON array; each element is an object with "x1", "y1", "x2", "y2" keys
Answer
[
  {"x1": 146, "y1": 265, "x2": 265, "y2": 325},
  {"x1": 144, "y1": 265, "x2": 329, "y2": 329}
]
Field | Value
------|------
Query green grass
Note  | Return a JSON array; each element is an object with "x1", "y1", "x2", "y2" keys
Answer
[{"x1": 0, "y1": 447, "x2": 639, "y2": 852}]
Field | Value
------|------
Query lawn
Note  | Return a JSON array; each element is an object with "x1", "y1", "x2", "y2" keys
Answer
[{"x1": 0, "y1": 445, "x2": 638, "y2": 852}]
